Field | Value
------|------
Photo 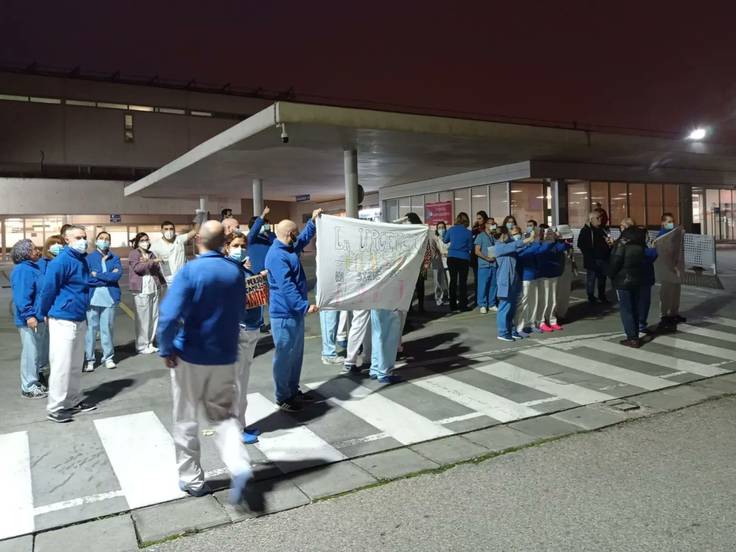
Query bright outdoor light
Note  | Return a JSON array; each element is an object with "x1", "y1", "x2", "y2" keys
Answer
[{"x1": 686, "y1": 127, "x2": 707, "y2": 140}]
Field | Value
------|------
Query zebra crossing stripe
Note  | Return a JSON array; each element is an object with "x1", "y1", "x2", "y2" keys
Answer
[
  {"x1": 305, "y1": 381, "x2": 453, "y2": 445},
  {"x1": 414, "y1": 375, "x2": 540, "y2": 423},
  {"x1": 94, "y1": 412, "x2": 185, "y2": 509},
  {"x1": 654, "y1": 335, "x2": 736, "y2": 361},
  {"x1": 592, "y1": 340, "x2": 728, "y2": 378},
  {"x1": 0, "y1": 431, "x2": 34, "y2": 540},
  {"x1": 472, "y1": 361, "x2": 616, "y2": 404},
  {"x1": 677, "y1": 324, "x2": 736, "y2": 344},
  {"x1": 521, "y1": 347, "x2": 676, "y2": 391},
  {"x1": 246, "y1": 393, "x2": 347, "y2": 473},
  {"x1": 704, "y1": 316, "x2": 736, "y2": 329}
]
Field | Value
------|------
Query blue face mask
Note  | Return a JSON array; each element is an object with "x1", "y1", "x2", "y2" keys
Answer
[
  {"x1": 49, "y1": 244, "x2": 63, "y2": 256},
  {"x1": 96, "y1": 240, "x2": 110, "y2": 251},
  {"x1": 506, "y1": 222, "x2": 515, "y2": 230},
  {"x1": 512, "y1": 234, "x2": 523, "y2": 241},
  {"x1": 70, "y1": 239, "x2": 88, "y2": 253},
  {"x1": 228, "y1": 247, "x2": 246, "y2": 263},
  {"x1": 664, "y1": 222, "x2": 674, "y2": 230},
  {"x1": 438, "y1": 228, "x2": 446, "y2": 237}
]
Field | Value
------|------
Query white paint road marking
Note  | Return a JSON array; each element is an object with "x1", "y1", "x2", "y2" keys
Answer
[
  {"x1": 473, "y1": 361, "x2": 615, "y2": 404},
  {"x1": 94, "y1": 412, "x2": 185, "y2": 509},
  {"x1": 306, "y1": 382, "x2": 453, "y2": 445},
  {"x1": 677, "y1": 324, "x2": 736, "y2": 344},
  {"x1": 654, "y1": 335, "x2": 736, "y2": 361},
  {"x1": 246, "y1": 393, "x2": 346, "y2": 472},
  {"x1": 522, "y1": 347, "x2": 676, "y2": 391},
  {"x1": 33, "y1": 490, "x2": 125, "y2": 516},
  {"x1": 592, "y1": 340, "x2": 728, "y2": 378},
  {"x1": 704, "y1": 316, "x2": 736, "y2": 329},
  {"x1": 414, "y1": 375, "x2": 540, "y2": 423},
  {"x1": 0, "y1": 431, "x2": 34, "y2": 539}
]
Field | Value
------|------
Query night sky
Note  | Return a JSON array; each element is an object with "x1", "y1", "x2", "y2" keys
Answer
[{"x1": 2, "y1": 0, "x2": 736, "y2": 142}]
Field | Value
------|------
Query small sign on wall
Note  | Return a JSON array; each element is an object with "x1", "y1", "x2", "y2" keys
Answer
[
  {"x1": 295, "y1": 194, "x2": 311, "y2": 202},
  {"x1": 110, "y1": 214, "x2": 122, "y2": 223},
  {"x1": 424, "y1": 201, "x2": 453, "y2": 225}
]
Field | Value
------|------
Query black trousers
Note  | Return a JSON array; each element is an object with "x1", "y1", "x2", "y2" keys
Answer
[{"x1": 447, "y1": 257, "x2": 470, "y2": 310}]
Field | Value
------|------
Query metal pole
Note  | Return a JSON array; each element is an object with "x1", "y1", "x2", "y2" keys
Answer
[
  {"x1": 344, "y1": 149, "x2": 359, "y2": 218},
  {"x1": 253, "y1": 178, "x2": 263, "y2": 216}
]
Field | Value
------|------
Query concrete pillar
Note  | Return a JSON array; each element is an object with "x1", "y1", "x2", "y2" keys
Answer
[
  {"x1": 678, "y1": 183, "x2": 693, "y2": 232},
  {"x1": 550, "y1": 179, "x2": 568, "y2": 225},
  {"x1": 344, "y1": 149, "x2": 359, "y2": 218},
  {"x1": 253, "y1": 178, "x2": 263, "y2": 215}
]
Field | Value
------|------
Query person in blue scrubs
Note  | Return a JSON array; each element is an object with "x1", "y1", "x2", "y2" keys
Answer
[
  {"x1": 494, "y1": 226, "x2": 534, "y2": 342},
  {"x1": 10, "y1": 239, "x2": 48, "y2": 399},
  {"x1": 84, "y1": 231, "x2": 123, "y2": 372},
  {"x1": 264, "y1": 209, "x2": 322, "y2": 412},
  {"x1": 443, "y1": 212, "x2": 473, "y2": 311},
  {"x1": 247, "y1": 205, "x2": 276, "y2": 333},
  {"x1": 474, "y1": 218, "x2": 499, "y2": 313}
]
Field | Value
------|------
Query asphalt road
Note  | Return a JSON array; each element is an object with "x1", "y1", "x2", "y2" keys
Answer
[{"x1": 146, "y1": 396, "x2": 736, "y2": 552}]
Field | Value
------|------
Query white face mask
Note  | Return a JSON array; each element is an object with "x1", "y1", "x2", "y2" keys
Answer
[
  {"x1": 163, "y1": 230, "x2": 175, "y2": 240},
  {"x1": 70, "y1": 239, "x2": 88, "y2": 253},
  {"x1": 140, "y1": 241, "x2": 151, "y2": 250}
]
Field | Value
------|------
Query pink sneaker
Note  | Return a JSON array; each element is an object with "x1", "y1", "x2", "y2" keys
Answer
[
  {"x1": 550, "y1": 323, "x2": 563, "y2": 331},
  {"x1": 539, "y1": 322, "x2": 554, "y2": 332}
]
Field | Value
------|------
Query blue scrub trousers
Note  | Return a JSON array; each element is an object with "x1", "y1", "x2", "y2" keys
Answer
[
  {"x1": 369, "y1": 310, "x2": 401, "y2": 378},
  {"x1": 638, "y1": 285, "x2": 652, "y2": 331},
  {"x1": 85, "y1": 305, "x2": 116, "y2": 363},
  {"x1": 19, "y1": 323, "x2": 47, "y2": 393},
  {"x1": 271, "y1": 316, "x2": 305, "y2": 403},
  {"x1": 497, "y1": 281, "x2": 521, "y2": 338},
  {"x1": 319, "y1": 310, "x2": 339, "y2": 358},
  {"x1": 476, "y1": 265, "x2": 498, "y2": 308}
]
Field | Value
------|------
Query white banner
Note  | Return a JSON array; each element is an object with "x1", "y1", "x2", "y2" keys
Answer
[
  {"x1": 316, "y1": 215, "x2": 429, "y2": 311},
  {"x1": 653, "y1": 226, "x2": 685, "y2": 284}
]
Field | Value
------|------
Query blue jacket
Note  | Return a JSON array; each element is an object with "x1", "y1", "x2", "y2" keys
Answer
[
  {"x1": 537, "y1": 242, "x2": 570, "y2": 279},
  {"x1": 642, "y1": 247, "x2": 658, "y2": 287},
  {"x1": 443, "y1": 225, "x2": 474, "y2": 261},
  {"x1": 518, "y1": 242, "x2": 546, "y2": 281},
  {"x1": 158, "y1": 251, "x2": 245, "y2": 365},
  {"x1": 11, "y1": 260, "x2": 44, "y2": 327},
  {"x1": 494, "y1": 240, "x2": 528, "y2": 298},
  {"x1": 86, "y1": 250, "x2": 123, "y2": 304},
  {"x1": 38, "y1": 246, "x2": 90, "y2": 322},
  {"x1": 265, "y1": 220, "x2": 316, "y2": 318},
  {"x1": 657, "y1": 228, "x2": 671, "y2": 237},
  {"x1": 247, "y1": 217, "x2": 276, "y2": 272}
]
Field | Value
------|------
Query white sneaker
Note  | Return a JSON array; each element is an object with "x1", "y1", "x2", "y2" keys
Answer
[
  {"x1": 145, "y1": 345, "x2": 159, "y2": 354},
  {"x1": 83, "y1": 361, "x2": 95, "y2": 373},
  {"x1": 489, "y1": 306, "x2": 498, "y2": 312},
  {"x1": 104, "y1": 359, "x2": 117, "y2": 369},
  {"x1": 479, "y1": 307, "x2": 488, "y2": 314}
]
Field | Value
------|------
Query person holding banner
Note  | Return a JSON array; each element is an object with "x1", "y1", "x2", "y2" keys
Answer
[
  {"x1": 265, "y1": 210, "x2": 322, "y2": 412},
  {"x1": 247, "y1": 205, "x2": 276, "y2": 334},
  {"x1": 495, "y1": 226, "x2": 534, "y2": 342},
  {"x1": 224, "y1": 232, "x2": 265, "y2": 444},
  {"x1": 655, "y1": 212, "x2": 686, "y2": 331}
]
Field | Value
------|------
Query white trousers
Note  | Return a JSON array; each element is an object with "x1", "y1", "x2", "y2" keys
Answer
[
  {"x1": 344, "y1": 309, "x2": 372, "y2": 366},
  {"x1": 556, "y1": 264, "x2": 573, "y2": 319},
  {"x1": 433, "y1": 267, "x2": 449, "y2": 305},
  {"x1": 541, "y1": 277, "x2": 559, "y2": 325},
  {"x1": 171, "y1": 360, "x2": 251, "y2": 492},
  {"x1": 47, "y1": 318, "x2": 87, "y2": 413},
  {"x1": 660, "y1": 282, "x2": 681, "y2": 318},
  {"x1": 515, "y1": 279, "x2": 543, "y2": 332},
  {"x1": 133, "y1": 290, "x2": 159, "y2": 352},
  {"x1": 337, "y1": 311, "x2": 351, "y2": 343},
  {"x1": 234, "y1": 328, "x2": 260, "y2": 429}
]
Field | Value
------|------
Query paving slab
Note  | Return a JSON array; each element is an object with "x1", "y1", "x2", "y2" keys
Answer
[
  {"x1": 290, "y1": 460, "x2": 377, "y2": 500},
  {"x1": 690, "y1": 376, "x2": 736, "y2": 397},
  {"x1": 212, "y1": 477, "x2": 310, "y2": 522},
  {"x1": 551, "y1": 405, "x2": 627, "y2": 430},
  {"x1": 0, "y1": 536, "x2": 32, "y2": 552},
  {"x1": 632, "y1": 385, "x2": 712, "y2": 412},
  {"x1": 462, "y1": 425, "x2": 539, "y2": 452},
  {"x1": 352, "y1": 447, "x2": 439, "y2": 480},
  {"x1": 410, "y1": 435, "x2": 488, "y2": 465},
  {"x1": 35, "y1": 514, "x2": 137, "y2": 552},
  {"x1": 132, "y1": 496, "x2": 230, "y2": 545},
  {"x1": 34, "y1": 495, "x2": 130, "y2": 532},
  {"x1": 509, "y1": 416, "x2": 582, "y2": 439}
]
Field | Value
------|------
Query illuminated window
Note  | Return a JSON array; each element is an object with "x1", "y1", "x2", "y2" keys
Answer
[
  {"x1": 628, "y1": 183, "x2": 646, "y2": 227},
  {"x1": 567, "y1": 181, "x2": 589, "y2": 227},
  {"x1": 124, "y1": 113, "x2": 134, "y2": 143}
]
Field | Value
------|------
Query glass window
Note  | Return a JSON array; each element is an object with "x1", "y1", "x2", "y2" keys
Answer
[
  {"x1": 590, "y1": 181, "x2": 609, "y2": 219},
  {"x1": 510, "y1": 181, "x2": 544, "y2": 226},
  {"x1": 609, "y1": 182, "x2": 627, "y2": 225},
  {"x1": 663, "y1": 184, "x2": 680, "y2": 222},
  {"x1": 398, "y1": 197, "x2": 411, "y2": 219},
  {"x1": 471, "y1": 185, "x2": 489, "y2": 219},
  {"x1": 385, "y1": 199, "x2": 398, "y2": 223},
  {"x1": 424, "y1": 192, "x2": 438, "y2": 204},
  {"x1": 5, "y1": 218, "x2": 24, "y2": 250},
  {"x1": 567, "y1": 181, "x2": 589, "y2": 227},
  {"x1": 628, "y1": 183, "x2": 645, "y2": 226},
  {"x1": 453, "y1": 188, "x2": 471, "y2": 223},
  {"x1": 411, "y1": 195, "x2": 425, "y2": 221},
  {"x1": 705, "y1": 189, "x2": 720, "y2": 238},
  {"x1": 24, "y1": 218, "x2": 45, "y2": 247},
  {"x1": 434, "y1": 191, "x2": 454, "y2": 226},
  {"x1": 100, "y1": 225, "x2": 131, "y2": 249},
  {"x1": 720, "y1": 189, "x2": 733, "y2": 240},
  {"x1": 646, "y1": 184, "x2": 663, "y2": 227},
  {"x1": 489, "y1": 182, "x2": 508, "y2": 223}
]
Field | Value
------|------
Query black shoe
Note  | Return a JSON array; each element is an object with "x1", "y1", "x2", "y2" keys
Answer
[
  {"x1": 71, "y1": 401, "x2": 97, "y2": 413},
  {"x1": 260, "y1": 324, "x2": 271, "y2": 334},
  {"x1": 295, "y1": 390, "x2": 317, "y2": 403},
  {"x1": 342, "y1": 363, "x2": 362, "y2": 375},
  {"x1": 675, "y1": 315, "x2": 687, "y2": 323},
  {"x1": 599, "y1": 297, "x2": 611, "y2": 304},
  {"x1": 619, "y1": 338, "x2": 642, "y2": 349},
  {"x1": 277, "y1": 399, "x2": 302, "y2": 412},
  {"x1": 587, "y1": 297, "x2": 599, "y2": 304},
  {"x1": 47, "y1": 411, "x2": 73, "y2": 423}
]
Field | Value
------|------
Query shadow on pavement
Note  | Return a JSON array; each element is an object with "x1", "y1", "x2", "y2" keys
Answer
[{"x1": 84, "y1": 377, "x2": 136, "y2": 405}]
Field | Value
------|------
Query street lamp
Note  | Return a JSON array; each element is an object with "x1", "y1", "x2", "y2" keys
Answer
[{"x1": 686, "y1": 127, "x2": 708, "y2": 141}]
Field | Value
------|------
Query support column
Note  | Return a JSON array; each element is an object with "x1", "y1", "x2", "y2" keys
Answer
[
  {"x1": 550, "y1": 179, "x2": 568, "y2": 225},
  {"x1": 252, "y1": 178, "x2": 263, "y2": 216},
  {"x1": 344, "y1": 149, "x2": 359, "y2": 218},
  {"x1": 678, "y1": 183, "x2": 693, "y2": 233}
]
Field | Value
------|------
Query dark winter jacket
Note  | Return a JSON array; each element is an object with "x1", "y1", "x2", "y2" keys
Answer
[
  {"x1": 577, "y1": 224, "x2": 611, "y2": 270},
  {"x1": 608, "y1": 227, "x2": 646, "y2": 290}
]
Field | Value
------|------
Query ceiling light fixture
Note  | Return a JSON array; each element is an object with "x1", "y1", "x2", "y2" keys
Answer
[{"x1": 686, "y1": 127, "x2": 707, "y2": 141}]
